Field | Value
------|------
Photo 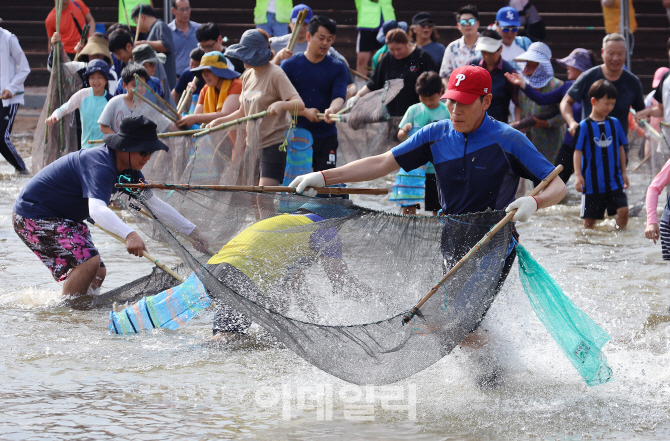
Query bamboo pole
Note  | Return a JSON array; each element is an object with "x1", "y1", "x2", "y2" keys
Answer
[
  {"x1": 90, "y1": 222, "x2": 184, "y2": 283},
  {"x1": 120, "y1": 0, "x2": 131, "y2": 27},
  {"x1": 134, "y1": 5, "x2": 143, "y2": 43},
  {"x1": 287, "y1": 9, "x2": 308, "y2": 52},
  {"x1": 631, "y1": 154, "x2": 651, "y2": 172},
  {"x1": 316, "y1": 113, "x2": 341, "y2": 122},
  {"x1": 75, "y1": 24, "x2": 90, "y2": 58},
  {"x1": 133, "y1": 91, "x2": 179, "y2": 122},
  {"x1": 87, "y1": 127, "x2": 204, "y2": 144},
  {"x1": 336, "y1": 106, "x2": 352, "y2": 115},
  {"x1": 176, "y1": 80, "x2": 195, "y2": 115},
  {"x1": 402, "y1": 165, "x2": 563, "y2": 324},
  {"x1": 348, "y1": 67, "x2": 369, "y2": 81},
  {"x1": 134, "y1": 74, "x2": 180, "y2": 119},
  {"x1": 55, "y1": 0, "x2": 65, "y2": 154},
  {"x1": 115, "y1": 182, "x2": 389, "y2": 195},
  {"x1": 192, "y1": 110, "x2": 268, "y2": 137}
]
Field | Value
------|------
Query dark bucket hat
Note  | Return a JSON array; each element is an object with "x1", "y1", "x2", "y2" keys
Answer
[
  {"x1": 224, "y1": 29, "x2": 272, "y2": 67},
  {"x1": 103, "y1": 115, "x2": 169, "y2": 153},
  {"x1": 83, "y1": 59, "x2": 115, "y2": 82}
]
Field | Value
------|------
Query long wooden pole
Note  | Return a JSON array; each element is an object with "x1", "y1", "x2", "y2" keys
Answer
[
  {"x1": 286, "y1": 9, "x2": 308, "y2": 52},
  {"x1": 134, "y1": 74, "x2": 180, "y2": 119},
  {"x1": 402, "y1": 165, "x2": 563, "y2": 324},
  {"x1": 55, "y1": 0, "x2": 65, "y2": 154},
  {"x1": 348, "y1": 67, "x2": 369, "y2": 81},
  {"x1": 134, "y1": 4, "x2": 143, "y2": 43},
  {"x1": 90, "y1": 222, "x2": 184, "y2": 283},
  {"x1": 192, "y1": 111, "x2": 267, "y2": 137},
  {"x1": 133, "y1": 91, "x2": 179, "y2": 122},
  {"x1": 115, "y1": 182, "x2": 389, "y2": 195},
  {"x1": 176, "y1": 80, "x2": 195, "y2": 115},
  {"x1": 88, "y1": 127, "x2": 203, "y2": 144}
]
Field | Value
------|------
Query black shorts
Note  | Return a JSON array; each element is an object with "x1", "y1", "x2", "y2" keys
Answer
[
  {"x1": 424, "y1": 173, "x2": 440, "y2": 212},
  {"x1": 357, "y1": 28, "x2": 383, "y2": 53},
  {"x1": 580, "y1": 188, "x2": 628, "y2": 220},
  {"x1": 260, "y1": 143, "x2": 287, "y2": 181},
  {"x1": 660, "y1": 216, "x2": 670, "y2": 261},
  {"x1": 312, "y1": 135, "x2": 338, "y2": 171}
]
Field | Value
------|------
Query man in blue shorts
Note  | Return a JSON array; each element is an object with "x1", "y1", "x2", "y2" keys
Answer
[
  {"x1": 13, "y1": 115, "x2": 208, "y2": 297},
  {"x1": 291, "y1": 65, "x2": 566, "y2": 348}
]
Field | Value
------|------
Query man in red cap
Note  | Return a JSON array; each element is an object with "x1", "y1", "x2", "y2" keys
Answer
[
  {"x1": 290, "y1": 65, "x2": 565, "y2": 386},
  {"x1": 291, "y1": 65, "x2": 565, "y2": 218}
]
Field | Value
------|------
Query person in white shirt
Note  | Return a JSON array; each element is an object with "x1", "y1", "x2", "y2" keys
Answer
[
  {"x1": 440, "y1": 4, "x2": 481, "y2": 89},
  {"x1": 494, "y1": 6, "x2": 531, "y2": 70},
  {"x1": 0, "y1": 20, "x2": 30, "y2": 174}
]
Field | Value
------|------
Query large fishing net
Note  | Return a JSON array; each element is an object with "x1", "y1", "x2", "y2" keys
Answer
[
  {"x1": 32, "y1": 48, "x2": 82, "y2": 174},
  {"x1": 121, "y1": 186, "x2": 513, "y2": 386},
  {"x1": 335, "y1": 78, "x2": 404, "y2": 165}
]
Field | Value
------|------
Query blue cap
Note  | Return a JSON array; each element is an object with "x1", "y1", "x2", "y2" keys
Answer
[
  {"x1": 291, "y1": 4, "x2": 313, "y2": 23},
  {"x1": 496, "y1": 6, "x2": 520, "y2": 27},
  {"x1": 83, "y1": 59, "x2": 115, "y2": 82}
]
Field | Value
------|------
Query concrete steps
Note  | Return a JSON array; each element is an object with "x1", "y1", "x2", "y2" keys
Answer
[{"x1": 8, "y1": 0, "x2": 670, "y2": 93}]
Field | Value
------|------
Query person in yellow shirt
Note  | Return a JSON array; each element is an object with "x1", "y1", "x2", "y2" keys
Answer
[{"x1": 176, "y1": 51, "x2": 242, "y2": 128}]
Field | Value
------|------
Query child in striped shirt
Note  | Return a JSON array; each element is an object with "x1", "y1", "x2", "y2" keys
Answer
[{"x1": 573, "y1": 79, "x2": 629, "y2": 229}]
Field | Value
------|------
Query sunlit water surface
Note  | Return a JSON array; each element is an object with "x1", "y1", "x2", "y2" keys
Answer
[{"x1": 1, "y1": 135, "x2": 669, "y2": 440}]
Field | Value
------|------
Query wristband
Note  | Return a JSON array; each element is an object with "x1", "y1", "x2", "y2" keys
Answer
[
  {"x1": 531, "y1": 196, "x2": 539, "y2": 211},
  {"x1": 320, "y1": 170, "x2": 327, "y2": 186}
]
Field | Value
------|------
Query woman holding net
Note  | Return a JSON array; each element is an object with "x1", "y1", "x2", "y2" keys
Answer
[{"x1": 206, "y1": 29, "x2": 304, "y2": 186}]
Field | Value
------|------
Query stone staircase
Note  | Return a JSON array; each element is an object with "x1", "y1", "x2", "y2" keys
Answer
[{"x1": 3, "y1": 0, "x2": 669, "y2": 93}]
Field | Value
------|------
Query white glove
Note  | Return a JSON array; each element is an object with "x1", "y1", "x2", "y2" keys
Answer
[
  {"x1": 505, "y1": 196, "x2": 538, "y2": 222},
  {"x1": 346, "y1": 94, "x2": 361, "y2": 109},
  {"x1": 289, "y1": 172, "x2": 325, "y2": 197}
]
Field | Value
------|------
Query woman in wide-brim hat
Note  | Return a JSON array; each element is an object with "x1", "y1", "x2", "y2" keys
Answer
[
  {"x1": 177, "y1": 51, "x2": 243, "y2": 129},
  {"x1": 505, "y1": 47, "x2": 595, "y2": 183},
  {"x1": 207, "y1": 29, "x2": 305, "y2": 186}
]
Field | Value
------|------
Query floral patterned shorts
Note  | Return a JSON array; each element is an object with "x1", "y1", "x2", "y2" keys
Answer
[{"x1": 13, "y1": 212, "x2": 101, "y2": 282}]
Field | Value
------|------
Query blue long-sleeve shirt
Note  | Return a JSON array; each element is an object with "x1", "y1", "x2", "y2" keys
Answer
[{"x1": 520, "y1": 80, "x2": 581, "y2": 146}]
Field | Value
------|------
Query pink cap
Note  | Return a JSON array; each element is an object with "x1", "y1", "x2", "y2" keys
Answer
[
  {"x1": 441, "y1": 66, "x2": 492, "y2": 105},
  {"x1": 653, "y1": 67, "x2": 669, "y2": 89}
]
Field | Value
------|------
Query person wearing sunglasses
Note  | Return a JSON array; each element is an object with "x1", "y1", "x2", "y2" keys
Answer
[
  {"x1": 440, "y1": 4, "x2": 481, "y2": 89},
  {"x1": 408, "y1": 12, "x2": 445, "y2": 67},
  {"x1": 494, "y1": 6, "x2": 531, "y2": 71},
  {"x1": 13, "y1": 115, "x2": 209, "y2": 298}
]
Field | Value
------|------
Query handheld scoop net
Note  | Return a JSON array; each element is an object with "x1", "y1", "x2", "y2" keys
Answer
[{"x1": 121, "y1": 185, "x2": 514, "y2": 386}]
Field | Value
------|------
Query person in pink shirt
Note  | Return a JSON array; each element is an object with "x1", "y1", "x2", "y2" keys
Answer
[{"x1": 645, "y1": 160, "x2": 670, "y2": 259}]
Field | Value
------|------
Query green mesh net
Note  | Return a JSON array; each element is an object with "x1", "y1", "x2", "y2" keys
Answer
[{"x1": 516, "y1": 244, "x2": 613, "y2": 386}]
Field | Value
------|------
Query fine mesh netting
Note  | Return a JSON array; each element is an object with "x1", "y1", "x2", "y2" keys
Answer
[
  {"x1": 32, "y1": 48, "x2": 82, "y2": 174},
  {"x1": 128, "y1": 187, "x2": 513, "y2": 386}
]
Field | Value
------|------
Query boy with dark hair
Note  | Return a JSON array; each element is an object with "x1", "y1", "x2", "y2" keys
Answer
[
  {"x1": 172, "y1": 47, "x2": 206, "y2": 105},
  {"x1": 281, "y1": 15, "x2": 348, "y2": 172},
  {"x1": 573, "y1": 79, "x2": 629, "y2": 229},
  {"x1": 195, "y1": 22, "x2": 245, "y2": 74},
  {"x1": 394, "y1": 71, "x2": 449, "y2": 215},
  {"x1": 132, "y1": 4, "x2": 177, "y2": 90},
  {"x1": 99, "y1": 64, "x2": 177, "y2": 134}
]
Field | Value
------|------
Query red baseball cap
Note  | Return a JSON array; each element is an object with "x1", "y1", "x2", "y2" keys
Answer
[{"x1": 441, "y1": 66, "x2": 492, "y2": 105}]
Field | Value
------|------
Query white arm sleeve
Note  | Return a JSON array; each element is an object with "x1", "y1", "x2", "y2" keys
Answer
[
  {"x1": 53, "y1": 88, "x2": 90, "y2": 120},
  {"x1": 142, "y1": 191, "x2": 196, "y2": 235},
  {"x1": 88, "y1": 198, "x2": 134, "y2": 239}
]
